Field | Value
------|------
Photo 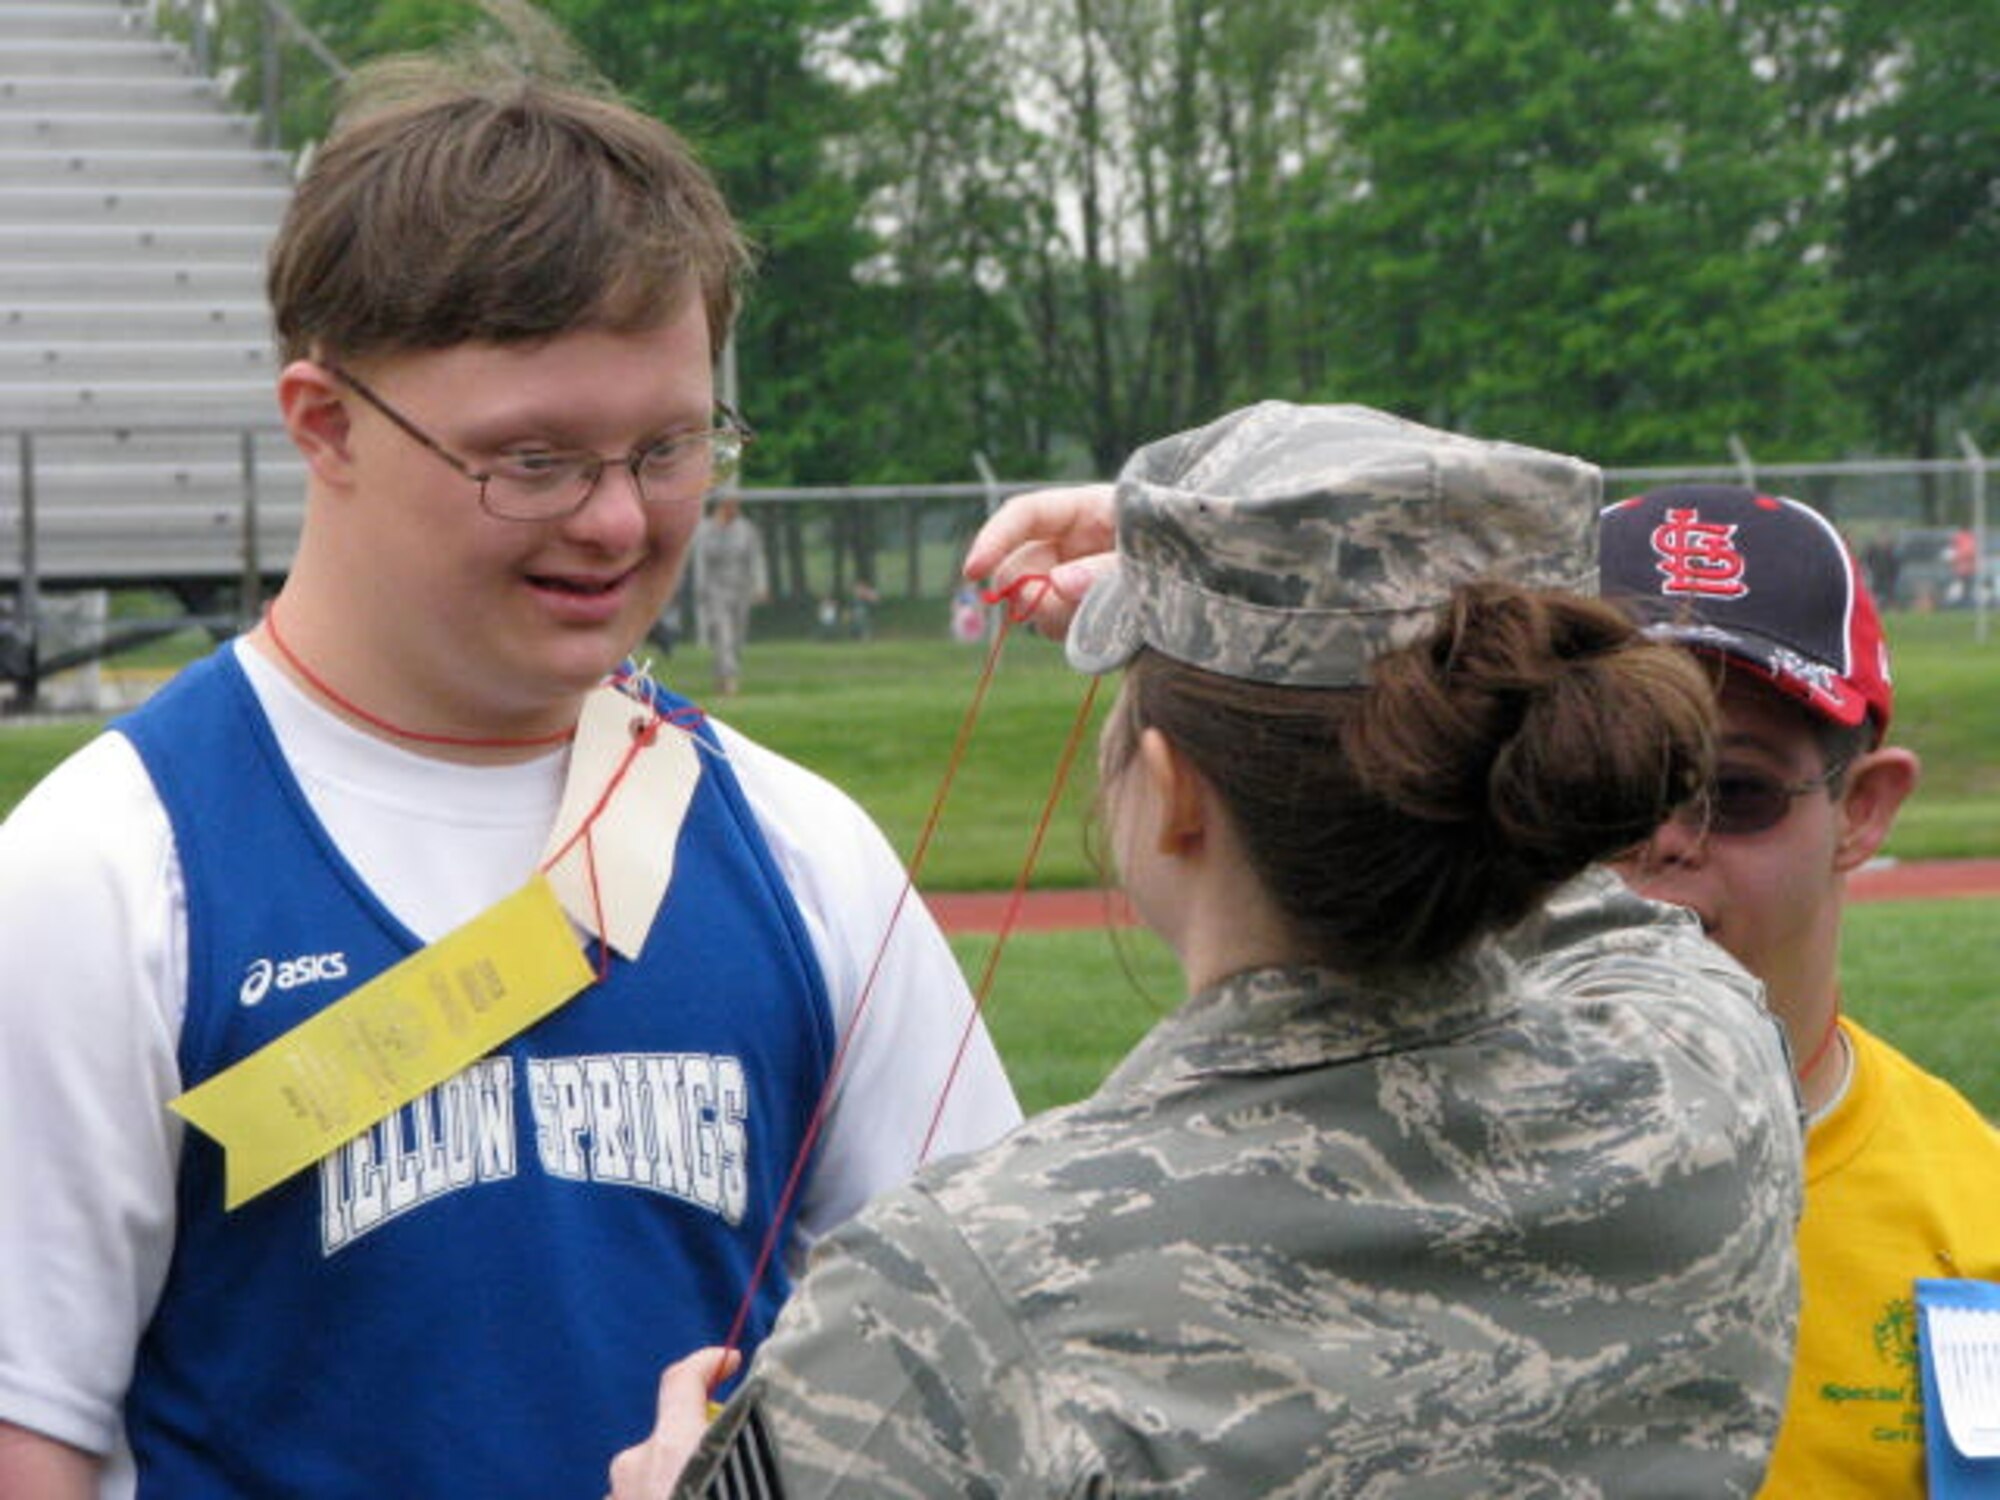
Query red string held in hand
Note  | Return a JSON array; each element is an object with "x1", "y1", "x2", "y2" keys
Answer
[
  {"x1": 919, "y1": 669, "x2": 1099, "y2": 1164},
  {"x1": 710, "y1": 571, "x2": 1100, "y2": 1391},
  {"x1": 983, "y1": 572, "x2": 1056, "y2": 623}
]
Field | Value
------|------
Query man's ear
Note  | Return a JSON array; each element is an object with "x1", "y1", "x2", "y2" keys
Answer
[
  {"x1": 1137, "y1": 726, "x2": 1208, "y2": 856},
  {"x1": 1834, "y1": 745, "x2": 1920, "y2": 874},
  {"x1": 276, "y1": 359, "x2": 355, "y2": 487}
]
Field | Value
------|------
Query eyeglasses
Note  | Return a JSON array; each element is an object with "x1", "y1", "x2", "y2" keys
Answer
[
  {"x1": 327, "y1": 362, "x2": 751, "y2": 522},
  {"x1": 1695, "y1": 758, "x2": 1852, "y2": 838}
]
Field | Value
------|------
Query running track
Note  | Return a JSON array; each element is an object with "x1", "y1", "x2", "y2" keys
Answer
[{"x1": 926, "y1": 859, "x2": 2000, "y2": 935}]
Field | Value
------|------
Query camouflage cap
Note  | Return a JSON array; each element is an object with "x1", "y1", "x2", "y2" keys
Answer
[{"x1": 1067, "y1": 401, "x2": 1603, "y2": 687}]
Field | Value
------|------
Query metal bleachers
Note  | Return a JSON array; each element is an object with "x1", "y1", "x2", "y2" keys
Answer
[{"x1": 1, "y1": 0, "x2": 303, "y2": 700}]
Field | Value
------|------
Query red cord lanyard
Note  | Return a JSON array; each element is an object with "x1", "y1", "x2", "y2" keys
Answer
[
  {"x1": 712, "y1": 575, "x2": 1101, "y2": 1377},
  {"x1": 267, "y1": 600, "x2": 702, "y2": 984},
  {"x1": 1796, "y1": 1006, "x2": 1843, "y2": 1085},
  {"x1": 262, "y1": 601, "x2": 577, "y2": 750}
]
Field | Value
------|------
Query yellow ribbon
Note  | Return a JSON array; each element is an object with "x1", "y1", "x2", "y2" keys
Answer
[{"x1": 171, "y1": 876, "x2": 593, "y2": 1209}]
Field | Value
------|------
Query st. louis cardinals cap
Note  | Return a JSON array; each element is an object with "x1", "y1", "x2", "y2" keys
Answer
[
  {"x1": 1066, "y1": 401, "x2": 1602, "y2": 688},
  {"x1": 1598, "y1": 484, "x2": 1893, "y2": 732}
]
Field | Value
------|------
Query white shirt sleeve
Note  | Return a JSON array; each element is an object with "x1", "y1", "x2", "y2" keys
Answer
[
  {"x1": 709, "y1": 723, "x2": 1023, "y2": 1256},
  {"x1": 0, "y1": 733, "x2": 184, "y2": 1460}
]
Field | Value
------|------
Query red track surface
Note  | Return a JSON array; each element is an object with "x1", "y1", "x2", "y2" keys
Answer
[
  {"x1": 927, "y1": 860, "x2": 2000, "y2": 935},
  {"x1": 1847, "y1": 858, "x2": 2000, "y2": 904}
]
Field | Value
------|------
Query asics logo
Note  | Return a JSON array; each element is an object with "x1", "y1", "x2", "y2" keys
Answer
[{"x1": 240, "y1": 952, "x2": 350, "y2": 1006}]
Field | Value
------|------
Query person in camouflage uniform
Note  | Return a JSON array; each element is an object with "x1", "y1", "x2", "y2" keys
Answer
[
  {"x1": 691, "y1": 491, "x2": 767, "y2": 695},
  {"x1": 612, "y1": 402, "x2": 1805, "y2": 1499}
]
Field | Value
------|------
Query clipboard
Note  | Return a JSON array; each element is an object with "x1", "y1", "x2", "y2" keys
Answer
[{"x1": 1918, "y1": 1277, "x2": 2000, "y2": 1496}]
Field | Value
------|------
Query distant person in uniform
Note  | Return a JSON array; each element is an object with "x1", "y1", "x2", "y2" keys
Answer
[
  {"x1": 645, "y1": 582, "x2": 685, "y2": 658},
  {"x1": 847, "y1": 578, "x2": 878, "y2": 640},
  {"x1": 1602, "y1": 485, "x2": 2000, "y2": 1499},
  {"x1": 611, "y1": 403, "x2": 1803, "y2": 1499},
  {"x1": 691, "y1": 492, "x2": 767, "y2": 695},
  {"x1": 1948, "y1": 527, "x2": 1977, "y2": 608}
]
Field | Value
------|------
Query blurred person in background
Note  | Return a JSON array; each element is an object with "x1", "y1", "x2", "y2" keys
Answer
[{"x1": 690, "y1": 492, "x2": 767, "y2": 695}]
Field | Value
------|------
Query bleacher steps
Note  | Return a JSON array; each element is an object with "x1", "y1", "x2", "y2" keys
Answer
[
  {"x1": 0, "y1": 340, "x2": 273, "y2": 379},
  {"x1": 0, "y1": 145, "x2": 291, "y2": 184},
  {"x1": 4, "y1": 300, "x2": 272, "y2": 341},
  {"x1": 0, "y1": 75, "x2": 227, "y2": 109},
  {"x1": 0, "y1": 183, "x2": 292, "y2": 225},
  {"x1": 0, "y1": 223, "x2": 273, "y2": 258},
  {"x1": 1, "y1": 40, "x2": 190, "y2": 77},
  {"x1": 0, "y1": 4, "x2": 147, "y2": 39},
  {"x1": 2, "y1": 0, "x2": 302, "y2": 670},
  {"x1": 0, "y1": 108, "x2": 259, "y2": 149}
]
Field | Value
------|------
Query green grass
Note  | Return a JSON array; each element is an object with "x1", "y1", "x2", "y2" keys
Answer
[
  {"x1": 1866, "y1": 612, "x2": 2000, "y2": 860},
  {"x1": 670, "y1": 631, "x2": 1115, "y2": 890},
  {"x1": 951, "y1": 927, "x2": 1180, "y2": 1114},
  {"x1": 12, "y1": 603, "x2": 1995, "y2": 870},
  {"x1": 966, "y1": 902, "x2": 2000, "y2": 1120},
  {"x1": 0, "y1": 722, "x2": 97, "y2": 814},
  {"x1": 1843, "y1": 899, "x2": 2000, "y2": 1119},
  {"x1": 645, "y1": 605, "x2": 2000, "y2": 873}
]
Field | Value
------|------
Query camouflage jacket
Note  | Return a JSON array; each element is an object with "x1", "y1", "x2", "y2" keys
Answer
[{"x1": 679, "y1": 870, "x2": 1803, "y2": 1498}]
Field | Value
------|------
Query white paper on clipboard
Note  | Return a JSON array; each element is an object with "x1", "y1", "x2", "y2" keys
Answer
[{"x1": 1928, "y1": 1303, "x2": 2000, "y2": 1460}]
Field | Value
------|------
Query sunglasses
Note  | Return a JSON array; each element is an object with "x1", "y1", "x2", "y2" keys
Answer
[{"x1": 1695, "y1": 759, "x2": 1852, "y2": 838}]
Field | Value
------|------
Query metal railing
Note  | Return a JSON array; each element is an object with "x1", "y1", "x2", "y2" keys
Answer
[
  {"x1": 2, "y1": 419, "x2": 293, "y2": 705},
  {"x1": 7, "y1": 432, "x2": 1993, "y2": 710},
  {"x1": 150, "y1": 0, "x2": 349, "y2": 153}
]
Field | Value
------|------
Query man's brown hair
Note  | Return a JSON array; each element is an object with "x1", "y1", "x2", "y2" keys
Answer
[{"x1": 269, "y1": 53, "x2": 750, "y2": 364}]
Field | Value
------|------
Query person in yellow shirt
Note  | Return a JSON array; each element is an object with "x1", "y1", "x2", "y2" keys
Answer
[{"x1": 1602, "y1": 484, "x2": 2000, "y2": 1497}]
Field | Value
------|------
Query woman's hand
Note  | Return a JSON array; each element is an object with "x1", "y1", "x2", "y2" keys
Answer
[
  {"x1": 963, "y1": 483, "x2": 1117, "y2": 640},
  {"x1": 605, "y1": 1347, "x2": 741, "y2": 1500}
]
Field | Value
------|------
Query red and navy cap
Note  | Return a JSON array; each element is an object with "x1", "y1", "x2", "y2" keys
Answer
[{"x1": 1599, "y1": 484, "x2": 1893, "y2": 732}]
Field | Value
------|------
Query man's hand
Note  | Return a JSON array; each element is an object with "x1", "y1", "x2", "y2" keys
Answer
[{"x1": 963, "y1": 484, "x2": 1117, "y2": 641}]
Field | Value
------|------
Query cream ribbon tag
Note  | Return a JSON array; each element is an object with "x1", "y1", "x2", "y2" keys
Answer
[{"x1": 540, "y1": 681, "x2": 703, "y2": 959}]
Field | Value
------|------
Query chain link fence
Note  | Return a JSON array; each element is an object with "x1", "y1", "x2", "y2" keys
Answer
[{"x1": 5, "y1": 451, "x2": 1992, "y2": 713}]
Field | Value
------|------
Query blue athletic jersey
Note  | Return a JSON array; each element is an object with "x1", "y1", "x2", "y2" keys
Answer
[{"x1": 116, "y1": 651, "x2": 834, "y2": 1499}]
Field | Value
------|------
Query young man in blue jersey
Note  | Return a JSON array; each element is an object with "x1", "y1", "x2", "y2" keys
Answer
[{"x1": 0, "y1": 49, "x2": 1018, "y2": 1500}]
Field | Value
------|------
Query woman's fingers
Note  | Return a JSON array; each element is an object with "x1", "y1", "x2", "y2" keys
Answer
[{"x1": 605, "y1": 1347, "x2": 742, "y2": 1500}]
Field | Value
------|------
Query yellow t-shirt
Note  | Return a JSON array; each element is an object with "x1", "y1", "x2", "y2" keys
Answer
[{"x1": 1757, "y1": 1018, "x2": 2000, "y2": 1498}]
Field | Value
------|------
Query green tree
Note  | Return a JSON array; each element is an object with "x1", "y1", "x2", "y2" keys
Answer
[
  {"x1": 1327, "y1": 0, "x2": 1858, "y2": 465},
  {"x1": 218, "y1": 0, "x2": 1982, "y2": 495},
  {"x1": 288, "y1": 0, "x2": 484, "y2": 67},
  {"x1": 854, "y1": 0, "x2": 1066, "y2": 479},
  {"x1": 1734, "y1": 0, "x2": 1998, "y2": 496},
  {"x1": 1836, "y1": 1, "x2": 2000, "y2": 466},
  {"x1": 909, "y1": 0, "x2": 1351, "y2": 472},
  {"x1": 545, "y1": 0, "x2": 886, "y2": 488}
]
